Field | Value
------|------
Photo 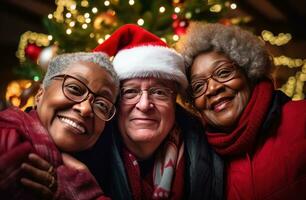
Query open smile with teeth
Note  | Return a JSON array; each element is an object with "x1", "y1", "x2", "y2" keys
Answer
[{"x1": 59, "y1": 116, "x2": 86, "y2": 134}]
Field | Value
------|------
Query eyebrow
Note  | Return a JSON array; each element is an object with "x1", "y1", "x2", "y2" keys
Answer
[{"x1": 191, "y1": 59, "x2": 232, "y2": 80}]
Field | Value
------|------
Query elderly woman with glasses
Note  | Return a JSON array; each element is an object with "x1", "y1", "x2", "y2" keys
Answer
[
  {"x1": 177, "y1": 22, "x2": 306, "y2": 200},
  {"x1": 0, "y1": 52, "x2": 119, "y2": 199},
  {"x1": 83, "y1": 24, "x2": 223, "y2": 200}
]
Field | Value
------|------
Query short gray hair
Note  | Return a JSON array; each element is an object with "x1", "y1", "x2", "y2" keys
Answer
[
  {"x1": 42, "y1": 52, "x2": 119, "y2": 96},
  {"x1": 177, "y1": 22, "x2": 271, "y2": 84}
]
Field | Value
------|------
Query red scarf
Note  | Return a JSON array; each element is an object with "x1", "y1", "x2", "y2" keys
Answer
[
  {"x1": 123, "y1": 125, "x2": 185, "y2": 200},
  {"x1": 0, "y1": 107, "x2": 62, "y2": 167},
  {"x1": 206, "y1": 80, "x2": 274, "y2": 156}
]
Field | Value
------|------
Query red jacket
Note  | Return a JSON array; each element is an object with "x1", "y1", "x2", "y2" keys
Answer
[
  {"x1": 206, "y1": 81, "x2": 306, "y2": 200},
  {"x1": 226, "y1": 99, "x2": 306, "y2": 200}
]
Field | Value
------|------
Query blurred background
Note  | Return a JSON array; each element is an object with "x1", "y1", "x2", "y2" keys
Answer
[{"x1": 0, "y1": 0, "x2": 305, "y2": 110}]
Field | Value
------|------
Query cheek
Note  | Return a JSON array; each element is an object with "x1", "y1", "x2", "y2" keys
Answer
[{"x1": 194, "y1": 97, "x2": 207, "y2": 111}]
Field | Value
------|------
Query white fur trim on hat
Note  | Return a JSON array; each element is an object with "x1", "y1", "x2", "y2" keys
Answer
[{"x1": 113, "y1": 45, "x2": 188, "y2": 89}]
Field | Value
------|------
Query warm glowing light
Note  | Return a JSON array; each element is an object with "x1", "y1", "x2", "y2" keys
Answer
[
  {"x1": 159, "y1": 6, "x2": 166, "y2": 13},
  {"x1": 104, "y1": 1, "x2": 110, "y2": 6},
  {"x1": 172, "y1": 35, "x2": 179, "y2": 41},
  {"x1": 185, "y1": 12, "x2": 192, "y2": 19},
  {"x1": 70, "y1": 4, "x2": 76, "y2": 10},
  {"x1": 84, "y1": 13, "x2": 90, "y2": 18},
  {"x1": 105, "y1": 34, "x2": 111, "y2": 39},
  {"x1": 98, "y1": 38, "x2": 104, "y2": 44},
  {"x1": 47, "y1": 35, "x2": 53, "y2": 41},
  {"x1": 82, "y1": 24, "x2": 88, "y2": 29},
  {"x1": 85, "y1": 18, "x2": 91, "y2": 23},
  {"x1": 66, "y1": 29, "x2": 72, "y2": 35},
  {"x1": 90, "y1": 33, "x2": 95, "y2": 38},
  {"x1": 129, "y1": 0, "x2": 135, "y2": 5},
  {"x1": 33, "y1": 76, "x2": 40, "y2": 81},
  {"x1": 92, "y1": 7, "x2": 98, "y2": 13},
  {"x1": 66, "y1": 13, "x2": 72, "y2": 18},
  {"x1": 230, "y1": 3, "x2": 237, "y2": 9},
  {"x1": 161, "y1": 38, "x2": 167, "y2": 43},
  {"x1": 210, "y1": 4, "x2": 222, "y2": 12},
  {"x1": 48, "y1": 14, "x2": 53, "y2": 19},
  {"x1": 137, "y1": 18, "x2": 144, "y2": 26},
  {"x1": 69, "y1": 21, "x2": 75, "y2": 27},
  {"x1": 81, "y1": 0, "x2": 89, "y2": 7},
  {"x1": 174, "y1": 7, "x2": 181, "y2": 13}
]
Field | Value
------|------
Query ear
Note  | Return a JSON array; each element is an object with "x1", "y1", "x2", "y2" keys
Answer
[{"x1": 35, "y1": 87, "x2": 44, "y2": 106}]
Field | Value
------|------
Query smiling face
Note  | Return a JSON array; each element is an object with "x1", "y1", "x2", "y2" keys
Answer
[
  {"x1": 118, "y1": 77, "x2": 177, "y2": 159},
  {"x1": 35, "y1": 61, "x2": 117, "y2": 152},
  {"x1": 190, "y1": 51, "x2": 251, "y2": 132}
]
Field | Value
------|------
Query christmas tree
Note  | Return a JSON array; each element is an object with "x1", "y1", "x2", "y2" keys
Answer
[{"x1": 8, "y1": 0, "x2": 305, "y2": 109}]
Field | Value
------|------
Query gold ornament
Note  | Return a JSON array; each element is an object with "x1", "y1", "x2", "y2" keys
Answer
[
  {"x1": 93, "y1": 10, "x2": 117, "y2": 30},
  {"x1": 5, "y1": 80, "x2": 40, "y2": 110}
]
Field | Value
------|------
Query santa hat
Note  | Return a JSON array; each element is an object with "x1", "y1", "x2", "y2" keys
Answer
[{"x1": 94, "y1": 24, "x2": 188, "y2": 89}]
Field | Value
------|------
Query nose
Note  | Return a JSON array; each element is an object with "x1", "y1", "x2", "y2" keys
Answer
[
  {"x1": 72, "y1": 94, "x2": 95, "y2": 118},
  {"x1": 135, "y1": 91, "x2": 153, "y2": 112},
  {"x1": 205, "y1": 78, "x2": 225, "y2": 97}
]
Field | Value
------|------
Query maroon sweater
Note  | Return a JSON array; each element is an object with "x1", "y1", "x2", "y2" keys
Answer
[{"x1": 0, "y1": 107, "x2": 110, "y2": 200}]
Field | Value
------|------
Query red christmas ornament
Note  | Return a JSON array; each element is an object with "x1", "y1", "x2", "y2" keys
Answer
[
  {"x1": 219, "y1": 18, "x2": 232, "y2": 26},
  {"x1": 25, "y1": 43, "x2": 42, "y2": 61},
  {"x1": 172, "y1": 18, "x2": 189, "y2": 36}
]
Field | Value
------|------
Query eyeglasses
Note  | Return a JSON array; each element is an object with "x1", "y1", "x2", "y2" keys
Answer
[
  {"x1": 51, "y1": 74, "x2": 116, "y2": 121},
  {"x1": 120, "y1": 87, "x2": 174, "y2": 104},
  {"x1": 191, "y1": 62, "x2": 237, "y2": 98}
]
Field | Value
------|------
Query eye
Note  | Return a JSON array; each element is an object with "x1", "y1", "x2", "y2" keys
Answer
[
  {"x1": 214, "y1": 66, "x2": 234, "y2": 79},
  {"x1": 94, "y1": 99, "x2": 112, "y2": 114},
  {"x1": 121, "y1": 88, "x2": 139, "y2": 99},
  {"x1": 191, "y1": 81, "x2": 205, "y2": 95},
  {"x1": 64, "y1": 83, "x2": 86, "y2": 96},
  {"x1": 150, "y1": 88, "x2": 170, "y2": 99}
]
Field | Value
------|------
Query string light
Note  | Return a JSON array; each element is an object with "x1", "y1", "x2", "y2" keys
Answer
[
  {"x1": 81, "y1": 0, "x2": 89, "y2": 7},
  {"x1": 105, "y1": 34, "x2": 111, "y2": 39},
  {"x1": 89, "y1": 33, "x2": 95, "y2": 38},
  {"x1": 66, "y1": 13, "x2": 72, "y2": 18},
  {"x1": 129, "y1": 0, "x2": 135, "y2": 5},
  {"x1": 82, "y1": 24, "x2": 88, "y2": 29},
  {"x1": 84, "y1": 13, "x2": 90, "y2": 18},
  {"x1": 70, "y1": 4, "x2": 76, "y2": 10},
  {"x1": 210, "y1": 4, "x2": 222, "y2": 12},
  {"x1": 69, "y1": 21, "x2": 76, "y2": 27},
  {"x1": 85, "y1": 18, "x2": 91, "y2": 23},
  {"x1": 137, "y1": 18, "x2": 144, "y2": 26},
  {"x1": 98, "y1": 38, "x2": 104, "y2": 44},
  {"x1": 185, "y1": 12, "x2": 192, "y2": 19},
  {"x1": 172, "y1": 34, "x2": 179, "y2": 41},
  {"x1": 159, "y1": 6, "x2": 166, "y2": 13},
  {"x1": 48, "y1": 14, "x2": 53, "y2": 19},
  {"x1": 230, "y1": 3, "x2": 237, "y2": 9},
  {"x1": 273, "y1": 55, "x2": 304, "y2": 68},
  {"x1": 104, "y1": 1, "x2": 110, "y2": 6},
  {"x1": 261, "y1": 30, "x2": 292, "y2": 46},
  {"x1": 47, "y1": 35, "x2": 53, "y2": 41},
  {"x1": 174, "y1": 7, "x2": 181, "y2": 13},
  {"x1": 92, "y1": 7, "x2": 98, "y2": 13},
  {"x1": 66, "y1": 29, "x2": 72, "y2": 34}
]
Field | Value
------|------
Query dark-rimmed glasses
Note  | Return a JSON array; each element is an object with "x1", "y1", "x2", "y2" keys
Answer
[
  {"x1": 120, "y1": 87, "x2": 174, "y2": 104},
  {"x1": 51, "y1": 74, "x2": 116, "y2": 121},
  {"x1": 191, "y1": 62, "x2": 237, "y2": 98}
]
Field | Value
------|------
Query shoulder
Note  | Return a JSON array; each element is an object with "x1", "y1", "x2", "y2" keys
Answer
[{"x1": 281, "y1": 99, "x2": 306, "y2": 118}]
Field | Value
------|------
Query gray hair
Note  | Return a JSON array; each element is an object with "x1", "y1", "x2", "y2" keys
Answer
[
  {"x1": 176, "y1": 22, "x2": 271, "y2": 84},
  {"x1": 42, "y1": 52, "x2": 119, "y2": 96}
]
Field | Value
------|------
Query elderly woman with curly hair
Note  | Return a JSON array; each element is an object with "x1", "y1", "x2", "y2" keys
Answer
[
  {"x1": 177, "y1": 22, "x2": 306, "y2": 200},
  {"x1": 0, "y1": 52, "x2": 119, "y2": 200}
]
